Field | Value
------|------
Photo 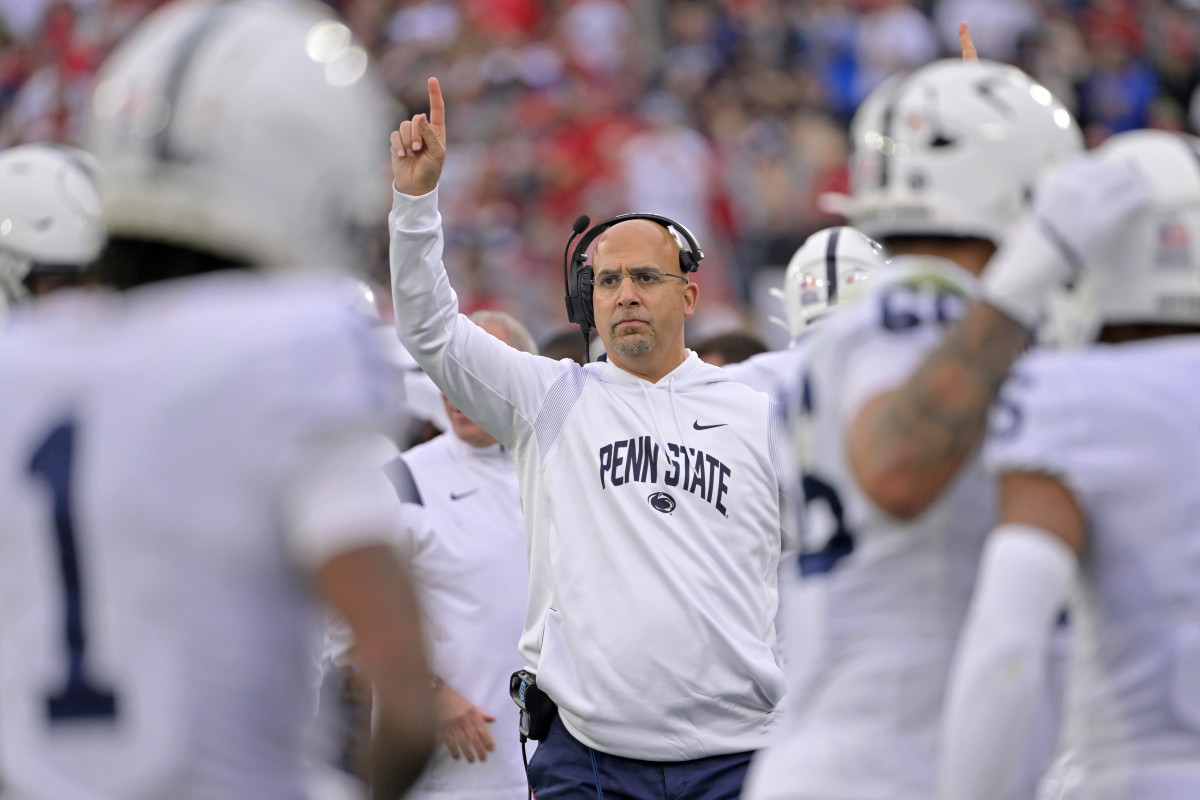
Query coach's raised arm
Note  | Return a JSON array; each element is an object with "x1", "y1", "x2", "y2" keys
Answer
[{"x1": 387, "y1": 78, "x2": 789, "y2": 800}]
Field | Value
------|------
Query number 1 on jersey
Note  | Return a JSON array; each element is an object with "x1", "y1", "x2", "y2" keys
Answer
[{"x1": 28, "y1": 420, "x2": 118, "y2": 723}]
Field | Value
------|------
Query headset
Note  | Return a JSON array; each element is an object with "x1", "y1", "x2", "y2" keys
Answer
[{"x1": 562, "y1": 212, "x2": 705, "y2": 342}]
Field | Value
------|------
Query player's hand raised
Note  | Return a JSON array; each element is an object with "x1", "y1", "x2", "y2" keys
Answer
[
  {"x1": 1036, "y1": 154, "x2": 1151, "y2": 267},
  {"x1": 391, "y1": 77, "x2": 447, "y2": 197},
  {"x1": 983, "y1": 154, "x2": 1151, "y2": 328},
  {"x1": 959, "y1": 22, "x2": 978, "y2": 63}
]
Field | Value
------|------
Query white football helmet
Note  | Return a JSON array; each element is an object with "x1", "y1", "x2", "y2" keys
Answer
[
  {"x1": 775, "y1": 226, "x2": 885, "y2": 339},
  {"x1": 837, "y1": 59, "x2": 1083, "y2": 245},
  {"x1": 0, "y1": 143, "x2": 104, "y2": 312},
  {"x1": 1086, "y1": 130, "x2": 1200, "y2": 328},
  {"x1": 85, "y1": 0, "x2": 392, "y2": 271}
]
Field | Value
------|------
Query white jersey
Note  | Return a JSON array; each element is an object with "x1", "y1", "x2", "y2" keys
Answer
[
  {"x1": 390, "y1": 188, "x2": 787, "y2": 761},
  {"x1": 721, "y1": 347, "x2": 807, "y2": 399},
  {"x1": 386, "y1": 433, "x2": 529, "y2": 800},
  {"x1": 723, "y1": 342, "x2": 813, "y2": 534},
  {"x1": 985, "y1": 337, "x2": 1200, "y2": 799},
  {"x1": 0, "y1": 274, "x2": 404, "y2": 800},
  {"x1": 745, "y1": 257, "x2": 1049, "y2": 800},
  {"x1": 723, "y1": 338, "x2": 820, "y2": 690}
]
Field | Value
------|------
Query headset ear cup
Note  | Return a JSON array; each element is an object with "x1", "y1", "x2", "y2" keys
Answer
[
  {"x1": 565, "y1": 254, "x2": 590, "y2": 327},
  {"x1": 579, "y1": 265, "x2": 594, "y2": 329}
]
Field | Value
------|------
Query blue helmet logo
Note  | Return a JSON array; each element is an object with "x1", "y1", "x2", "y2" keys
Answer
[{"x1": 648, "y1": 492, "x2": 676, "y2": 514}]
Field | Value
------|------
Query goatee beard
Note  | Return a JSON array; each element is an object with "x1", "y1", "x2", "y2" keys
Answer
[{"x1": 612, "y1": 334, "x2": 652, "y2": 358}]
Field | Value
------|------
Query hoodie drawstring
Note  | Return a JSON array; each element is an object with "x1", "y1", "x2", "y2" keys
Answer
[{"x1": 667, "y1": 375, "x2": 689, "y2": 449}]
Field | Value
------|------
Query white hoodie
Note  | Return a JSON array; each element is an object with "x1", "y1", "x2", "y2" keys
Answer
[{"x1": 389, "y1": 188, "x2": 787, "y2": 760}]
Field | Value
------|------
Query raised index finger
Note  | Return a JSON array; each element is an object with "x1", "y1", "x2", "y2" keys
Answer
[{"x1": 427, "y1": 76, "x2": 445, "y2": 138}]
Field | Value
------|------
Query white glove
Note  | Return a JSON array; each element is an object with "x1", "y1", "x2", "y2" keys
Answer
[{"x1": 983, "y1": 154, "x2": 1152, "y2": 328}]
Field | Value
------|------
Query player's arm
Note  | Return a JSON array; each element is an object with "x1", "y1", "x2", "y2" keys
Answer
[
  {"x1": 848, "y1": 156, "x2": 1150, "y2": 520},
  {"x1": 388, "y1": 78, "x2": 563, "y2": 447},
  {"x1": 936, "y1": 472, "x2": 1084, "y2": 800},
  {"x1": 848, "y1": 302, "x2": 1027, "y2": 519},
  {"x1": 317, "y1": 545, "x2": 437, "y2": 799},
  {"x1": 286, "y1": 436, "x2": 437, "y2": 799}
]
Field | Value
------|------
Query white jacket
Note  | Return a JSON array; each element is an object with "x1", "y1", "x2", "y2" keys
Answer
[{"x1": 390, "y1": 188, "x2": 786, "y2": 760}]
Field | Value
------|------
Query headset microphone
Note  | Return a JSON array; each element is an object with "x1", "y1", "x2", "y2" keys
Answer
[
  {"x1": 562, "y1": 214, "x2": 593, "y2": 361},
  {"x1": 562, "y1": 214, "x2": 589, "y2": 291},
  {"x1": 562, "y1": 215, "x2": 590, "y2": 317}
]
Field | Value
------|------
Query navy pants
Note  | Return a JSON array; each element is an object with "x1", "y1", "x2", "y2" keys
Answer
[{"x1": 527, "y1": 716, "x2": 755, "y2": 800}]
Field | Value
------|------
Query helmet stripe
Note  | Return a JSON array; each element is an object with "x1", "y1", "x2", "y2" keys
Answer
[
  {"x1": 825, "y1": 227, "x2": 841, "y2": 306},
  {"x1": 972, "y1": 77, "x2": 1013, "y2": 118},
  {"x1": 153, "y1": 0, "x2": 237, "y2": 163},
  {"x1": 876, "y1": 74, "x2": 918, "y2": 189}
]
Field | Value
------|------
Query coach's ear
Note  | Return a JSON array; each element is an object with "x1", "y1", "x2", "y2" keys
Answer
[{"x1": 682, "y1": 280, "x2": 699, "y2": 318}]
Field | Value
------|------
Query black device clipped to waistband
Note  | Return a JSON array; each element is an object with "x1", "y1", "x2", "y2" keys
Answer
[{"x1": 510, "y1": 669, "x2": 559, "y2": 800}]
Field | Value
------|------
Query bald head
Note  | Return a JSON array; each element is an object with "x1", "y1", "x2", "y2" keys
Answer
[
  {"x1": 593, "y1": 219, "x2": 684, "y2": 277},
  {"x1": 469, "y1": 309, "x2": 538, "y2": 355}
]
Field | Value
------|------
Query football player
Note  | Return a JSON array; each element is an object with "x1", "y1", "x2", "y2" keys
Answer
[
  {"x1": 744, "y1": 58, "x2": 1092, "y2": 800},
  {"x1": 940, "y1": 129, "x2": 1200, "y2": 800},
  {"x1": 0, "y1": 1, "x2": 436, "y2": 797},
  {"x1": 720, "y1": 226, "x2": 886, "y2": 707}
]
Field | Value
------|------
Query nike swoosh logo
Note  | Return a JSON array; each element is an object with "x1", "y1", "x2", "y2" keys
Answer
[
  {"x1": 693, "y1": 421, "x2": 728, "y2": 431},
  {"x1": 449, "y1": 489, "x2": 480, "y2": 501}
]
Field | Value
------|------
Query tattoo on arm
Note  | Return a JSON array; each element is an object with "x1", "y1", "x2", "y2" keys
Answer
[{"x1": 871, "y1": 303, "x2": 1028, "y2": 470}]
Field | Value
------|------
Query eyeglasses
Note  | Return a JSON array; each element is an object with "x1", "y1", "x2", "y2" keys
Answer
[{"x1": 588, "y1": 269, "x2": 689, "y2": 295}]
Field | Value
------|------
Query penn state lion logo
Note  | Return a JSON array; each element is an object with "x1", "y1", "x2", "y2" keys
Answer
[{"x1": 647, "y1": 492, "x2": 676, "y2": 514}]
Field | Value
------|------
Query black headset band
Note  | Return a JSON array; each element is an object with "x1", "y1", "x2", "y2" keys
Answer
[{"x1": 570, "y1": 213, "x2": 704, "y2": 274}]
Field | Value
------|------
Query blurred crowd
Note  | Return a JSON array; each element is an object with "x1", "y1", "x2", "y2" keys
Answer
[{"x1": 3, "y1": 0, "x2": 1199, "y2": 342}]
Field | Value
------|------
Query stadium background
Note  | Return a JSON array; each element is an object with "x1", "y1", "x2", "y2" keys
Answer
[{"x1": 3, "y1": 0, "x2": 1197, "y2": 348}]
